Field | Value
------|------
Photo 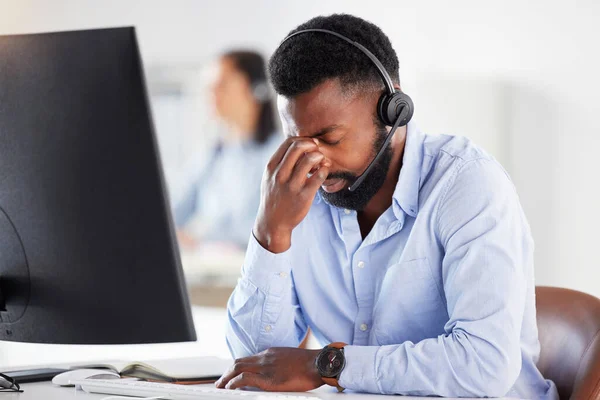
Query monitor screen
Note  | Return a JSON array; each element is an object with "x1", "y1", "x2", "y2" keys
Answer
[{"x1": 0, "y1": 27, "x2": 196, "y2": 344}]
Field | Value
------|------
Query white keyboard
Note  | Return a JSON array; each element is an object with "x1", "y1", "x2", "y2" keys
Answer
[{"x1": 74, "y1": 379, "x2": 321, "y2": 400}]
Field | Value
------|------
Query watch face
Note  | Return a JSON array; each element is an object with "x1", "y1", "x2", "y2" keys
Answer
[{"x1": 317, "y1": 348, "x2": 345, "y2": 378}]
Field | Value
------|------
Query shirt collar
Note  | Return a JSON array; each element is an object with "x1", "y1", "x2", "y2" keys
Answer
[
  {"x1": 312, "y1": 121, "x2": 424, "y2": 215},
  {"x1": 392, "y1": 120, "x2": 424, "y2": 219},
  {"x1": 313, "y1": 191, "x2": 323, "y2": 205}
]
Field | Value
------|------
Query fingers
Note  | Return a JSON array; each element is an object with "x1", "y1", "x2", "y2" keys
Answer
[
  {"x1": 304, "y1": 163, "x2": 330, "y2": 194},
  {"x1": 216, "y1": 348, "x2": 323, "y2": 393},
  {"x1": 225, "y1": 372, "x2": 270, "y2": 390},
  {"x1": 275, "y1": 139, "x2": 320, "y2": 182},
  {"x1": 267, "y1": 137, "x2": 316, "y2": 173},
  {"x1": 267, "y1": 138, "x2": 294, "y2": 171},
  {"x1": 215, "y1": 360, "x2": 261, "y2": 389},
  {"x1": 288, "y1": 151, "x2": 328, "y2": 189}
]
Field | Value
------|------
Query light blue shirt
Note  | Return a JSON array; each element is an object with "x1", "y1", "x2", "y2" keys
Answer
[
  {"x1": 173, "y1": 134, "x2": 280, "y2": 248},
  {"x1": 226, "y1": 122, "x2": 558, "y2": 399}
]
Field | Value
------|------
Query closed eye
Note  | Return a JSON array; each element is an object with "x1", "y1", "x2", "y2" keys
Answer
[{"x1": 321, "y1": 136, "x2": 343, "y2": 146}]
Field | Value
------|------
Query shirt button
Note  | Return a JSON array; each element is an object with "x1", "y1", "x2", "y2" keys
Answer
[
  {"x1": 344, "y1": 209, "x2": 351, "y2": 215},
  {"x1": 357, "y1": 261, "x2": 365, "y2": 269},
  {"x1": 279, "y1": 272, "x2": 287, "y2": 278},
  {"x1": 265, "y1": 325, "x2": 272, "y2": 332},
  {"x1": 360, "y1": 323, "x2": 368, "y2": 332}
]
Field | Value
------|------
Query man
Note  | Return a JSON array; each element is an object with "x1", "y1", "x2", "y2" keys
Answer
[{"x1": 216, "y1": 14, "x2": 558, "y2": 399}]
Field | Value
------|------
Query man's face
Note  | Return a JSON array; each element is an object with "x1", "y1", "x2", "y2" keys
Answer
[{"x1": 278, "y1": 79, "x2": 393, "y2": 211}]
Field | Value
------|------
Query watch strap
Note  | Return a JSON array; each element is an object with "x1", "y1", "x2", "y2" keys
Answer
[
  {"x1": 322, "y1": 377, "x2": 345, "y2": 392},
  {"x1": 321, "y1": 342, "x2": 347, "y2": 392}
]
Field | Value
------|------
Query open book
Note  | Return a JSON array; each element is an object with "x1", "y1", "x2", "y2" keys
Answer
[{"x1": 69, "y1": 357, "x2": 232, "y2": 385}]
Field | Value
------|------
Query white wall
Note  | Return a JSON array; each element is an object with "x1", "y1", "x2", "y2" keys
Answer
[{"x1": 1, "y1": 0, "x2": 599, "y2": 299}]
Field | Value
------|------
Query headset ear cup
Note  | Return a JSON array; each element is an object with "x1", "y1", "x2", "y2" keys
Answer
[
  {"x1": 376, "y1": 93, "x2": 393, "y2": 126},
  {"x1": 393, "y1": 92, "x2": 414, "y2": 126},
  {"x1": 377, "y1": 91, "x2": 414, "y2": 127}
]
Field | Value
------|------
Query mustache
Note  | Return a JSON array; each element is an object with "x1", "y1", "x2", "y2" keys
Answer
[{"x1": 326, "y1": 171, "x2": 357, "y2": 183}]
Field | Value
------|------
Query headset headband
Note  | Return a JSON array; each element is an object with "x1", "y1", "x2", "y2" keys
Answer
[{"x1": 279, "y1": 29, "x2": 396, "y2": 94}]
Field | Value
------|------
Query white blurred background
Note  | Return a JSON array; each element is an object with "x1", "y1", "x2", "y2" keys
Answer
[{"x1": 0, "y1": 0, "x2": 598, "y2": 368}]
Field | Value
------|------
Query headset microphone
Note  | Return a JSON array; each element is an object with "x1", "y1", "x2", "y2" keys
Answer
[
  {"x1": 278, "y1": 28, "x2": 414, "y2": 192},
  {"x1": 348, "y1": 100, "x2": 411, "y2": 191}
]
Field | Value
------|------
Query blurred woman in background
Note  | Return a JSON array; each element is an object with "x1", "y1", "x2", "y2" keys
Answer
[{"x1": 172, "y1": 50, "x2": 280, "y2": 250}]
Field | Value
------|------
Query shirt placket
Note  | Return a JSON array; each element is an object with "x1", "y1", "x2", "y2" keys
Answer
[{"x1": 339, "y1": 207, "x2": 375, "y2": 345}]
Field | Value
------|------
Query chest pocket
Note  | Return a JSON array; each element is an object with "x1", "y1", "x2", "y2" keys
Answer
[{"x1": 373, "y1": 257, "x2": 447, "y2": 345}]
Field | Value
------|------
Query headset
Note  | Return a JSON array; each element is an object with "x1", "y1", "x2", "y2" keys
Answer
[
  {"x1": 251, "y1": 81, "x2": 270, "y2": 103},
  {"x1": 278, "y1": 28, "x2": 414, "y2": 192}
]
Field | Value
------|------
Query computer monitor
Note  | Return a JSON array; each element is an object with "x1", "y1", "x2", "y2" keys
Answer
[{"x1": 0, "y1": 27, "x2": 196, "y2": 344}]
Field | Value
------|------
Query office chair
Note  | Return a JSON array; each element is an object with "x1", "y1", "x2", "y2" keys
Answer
[{"x1": 536, "y1": 286, "x2": 600, "y2": 399}]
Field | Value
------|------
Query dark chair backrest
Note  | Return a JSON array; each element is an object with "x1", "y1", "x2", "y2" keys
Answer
[{"x1": 536, "y1": 286, "x2": 600, "y2": 399}]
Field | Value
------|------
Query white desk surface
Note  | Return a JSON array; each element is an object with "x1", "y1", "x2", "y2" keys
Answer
[{"x1": 7, "y1": 381, "x2": 519, "y2": 400}]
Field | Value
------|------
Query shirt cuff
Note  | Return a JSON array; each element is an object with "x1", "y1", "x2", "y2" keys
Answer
[
  {"x1": 339, "y1": 345, "x2": 380, "y2": 393},
  {"x1": 241, "y1": 231, "x2": 292, "y2": 297}
]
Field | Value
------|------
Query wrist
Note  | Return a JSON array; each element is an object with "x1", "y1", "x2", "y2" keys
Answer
[
  {"x1": 253, "y1": 222, "x2": 292, "y2": 254},
  {"x1": 315, "y1": 342, "x2": 347, "y2": 392},
  {"x1": 306, "y1": 349, "x2": 322, "y2": 386}
]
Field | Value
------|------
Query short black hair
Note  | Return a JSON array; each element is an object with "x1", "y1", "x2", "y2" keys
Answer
[{"x1": 269, "y1": 14, "x2": 399, "y2": 98}]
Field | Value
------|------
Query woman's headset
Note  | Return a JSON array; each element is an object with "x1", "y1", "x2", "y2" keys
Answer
[{"x1": 278, "y1": 29, "x2": 414, "y2": 192}]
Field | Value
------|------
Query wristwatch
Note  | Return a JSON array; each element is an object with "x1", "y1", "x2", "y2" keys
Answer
[{"x1": 315, "y1": 342, "x2": 347, "y2": 392}]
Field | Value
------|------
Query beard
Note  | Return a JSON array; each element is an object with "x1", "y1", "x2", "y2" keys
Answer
[{"x1": 318, "y1": 122, "x2": 393, "y2": 211}]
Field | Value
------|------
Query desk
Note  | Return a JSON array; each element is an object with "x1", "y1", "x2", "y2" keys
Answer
[
  {"x1": 7, "y1": 381, "x2": 520, "y2": 400},
  {"x1": 0, "y1": 303, "x2": 518, "y2": 399}
]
